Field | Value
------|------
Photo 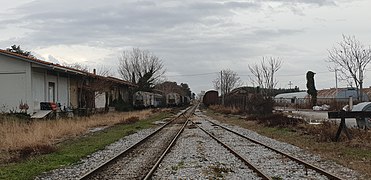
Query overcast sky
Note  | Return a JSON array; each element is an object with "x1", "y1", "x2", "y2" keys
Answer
[{"x1": 1, "y1": 0, "x2": 371, "y2": 94}]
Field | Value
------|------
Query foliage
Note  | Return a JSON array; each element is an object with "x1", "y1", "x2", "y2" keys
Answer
[
  {"x1": 247, "y1": 94, "x2": 274, "y2": 115},
  {"x1": 209, "y1": 105, "x2": 241, "y2": 115},
  {"x1": 180, "y1": 83, "x2": 192, "y2": 98},
  {"x1": 110, "y1": 93, "x2": 133, "y2": 111},
  {"x1": 6, "y1": 45, "x2": 33, "y2": 57},
  {"x1": 253, "y1": 113, "x2": 304, "y2": 127},
  {"x1": 155, "y1": 81, "x2": 191, "y2": 97},
  {"x1": 306, "y1": 71, "x2": 317, "y2": 106}
]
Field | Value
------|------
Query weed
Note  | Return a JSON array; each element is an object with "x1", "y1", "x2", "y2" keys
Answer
[
  {"x1": 18, "y1": 144, "x2": 57, "y2": 159},
  {"x1": 210, "y1": 165, "x2": 233, "y2": 178},
  {"x1": 272, "y1": 176, "x2": 283, "y2": 180},
  {"x1": 171, "y1": 161, "x2": 185, "y2": 171}
]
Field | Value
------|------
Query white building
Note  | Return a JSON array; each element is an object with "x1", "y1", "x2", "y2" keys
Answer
[{"x1": 0, "y1": 50, "x2": 135, "y2": 115}]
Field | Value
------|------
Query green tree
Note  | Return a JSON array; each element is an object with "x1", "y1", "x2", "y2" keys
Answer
[
  {"x1": 180, "y1": 83, "x2": 192, "y2": 97},
  {"x1": 6, "y1": 45, "x2": 33, "y2": 57},
  {"x1": 306, "y1": 71, "x2": 317, "y2": 106}
]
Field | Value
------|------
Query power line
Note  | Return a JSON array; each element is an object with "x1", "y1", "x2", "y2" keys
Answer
[
  {"x1": 165, "y1": 72, "x2": 218, "y2": 77},
  {"x1": 165, "y1": 70, "x2": 333, "y2": 78}
]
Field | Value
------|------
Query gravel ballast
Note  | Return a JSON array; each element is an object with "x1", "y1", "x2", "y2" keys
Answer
[{"x1": 36, "y1": 108, "x2": 361, "y2": 179}]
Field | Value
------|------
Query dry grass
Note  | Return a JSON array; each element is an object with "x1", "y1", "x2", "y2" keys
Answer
[
  {"x1": 209, "y1": 105, "x2": 241, "y2": 115},
  {"x1": 0, "y1": 110, "x2": 154, "y2": 152}
]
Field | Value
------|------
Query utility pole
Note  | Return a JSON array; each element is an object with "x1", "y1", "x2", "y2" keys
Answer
[
  {"x1": 335, "y1": 69, "x2": 338, "y2": 93},
  {"x1": 288, "y1": 81, "x2": 293, "y2": 89},
  {"x1": 221, "y1": 70, "x2": 224, "y2": 105}
]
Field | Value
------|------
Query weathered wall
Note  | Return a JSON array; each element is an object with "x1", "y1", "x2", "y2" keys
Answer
[
  {"x1": 69, "y1": 77, "x2": 79, "y2": 109},
  {"x1": 31, "y1": 69, "x2": 46, "y2": 111},
  {"x1": 95, "y1": 92, "x2": 106, "y2": 108},
  {"x1": 0, "y1": 54, "x2": 32, "y2": 113},
  {"x1": 57, "y1": 74, "x2": 69, "y2": 109}
]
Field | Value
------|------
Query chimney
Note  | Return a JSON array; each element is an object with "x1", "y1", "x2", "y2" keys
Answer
[{"x1": 93, "y1": 69, "x2": 96, "y2": 75}]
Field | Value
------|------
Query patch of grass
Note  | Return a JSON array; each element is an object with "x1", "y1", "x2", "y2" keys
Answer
[
  {"x1": 171, "y1": 161, "x2": 185, "y2": 171},
  {"x1": 0, "y1": 111, "x2": 172, "y2": 180},
  {"x1": 272, "y1": 176, "x2": 283, "y2": 180},
  {"x1": 209, "y1": 164, "x2": 233, "y2": 178}
]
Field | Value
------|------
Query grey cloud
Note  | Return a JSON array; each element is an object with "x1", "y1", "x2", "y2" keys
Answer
[{"x1": 266, "y1": 0, "x2": 337, "y2": 6}]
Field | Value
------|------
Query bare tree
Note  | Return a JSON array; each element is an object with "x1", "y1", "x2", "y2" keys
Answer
[
  {"x1": 328, "y1": 35, "x2": 371, "y2": 101},
  {"x1": 248, "y1": 57, "x2": 282, "y2": 95},
  {"x1": 213, "y1": 69, "x2": 243, "y2": 96},
  {"x1": 118, "y1": 48, "x2": 166, "y2": 91}
]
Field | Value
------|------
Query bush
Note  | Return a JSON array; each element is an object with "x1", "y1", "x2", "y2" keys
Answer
[
  {"x1": 253, "y1": 113, "x2": 304, "y2": 127},
  {"x1": 247, "y1": 95, "x2": 274, "y2": 115},
  {"x1": 18, "y1": 144, "x2": 57, "y2": 159},
  {"x1": 209, "y1": 105, "x2": 241, "y2": 115},
  {"x1": 304, "y1": 121, "x2": 342, "y2": 142},
  {"x1": 111, "y1": 99, "x2": 133, "y2": 112}
]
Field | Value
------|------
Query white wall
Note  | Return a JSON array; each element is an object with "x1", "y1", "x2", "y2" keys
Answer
[
  {"x1": 0, "y1": 54, "x2": 31, "y2": 113},
  {"x1": 31, "y1": 70, "x2": 71, "y2": 111},
  {"x1": 95, "y1": 92, "x2": 106, "y2": 108},
  {"x1": 58, "y1": 76, "x2": 69, "y2": 109},
  {"x1": 31, "y1": 70, "x2": 46, "y2": 111}
]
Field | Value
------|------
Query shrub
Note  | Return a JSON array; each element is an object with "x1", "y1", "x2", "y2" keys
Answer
[
  {"x1": 246, "y1": 95, "x2": 274, "y2": 115},
  {"x1": 119, "y1": 116, "x2": 139, "y2": 125},
  {"x1": 253, "y1": 113, "x2": 304, "y2": 127},
  {"x1": 304, "y1": 121, "x2": 343, "y2": 142},
  {"x1": 18, "y1": 144, "x2": 57, "y2": 159},
  {"x1": 209, "y1": 105, "x2": 241, "y2": 115}
]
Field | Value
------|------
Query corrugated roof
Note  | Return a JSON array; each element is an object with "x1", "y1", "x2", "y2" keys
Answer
[{"x1": 274, "y1": 91, "x2": 308, "y2": 99}]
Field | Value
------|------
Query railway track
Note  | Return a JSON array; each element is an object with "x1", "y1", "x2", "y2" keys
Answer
[
  {"x1": 192, "y1": 117, "x2": 344, "y2": 180},
  {"x1": 78, "y1": 105, "x2": 197, "y2": 180}
]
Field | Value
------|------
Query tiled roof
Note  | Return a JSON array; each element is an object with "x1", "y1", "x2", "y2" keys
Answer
[{"x1": 0, "y1": 49, "x2": 136, "y2": 87}]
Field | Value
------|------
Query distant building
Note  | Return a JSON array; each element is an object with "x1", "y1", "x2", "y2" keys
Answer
[
  {"x1": 317, "y1": 88, "x2": 369, "y2": 102},
  {"x1": 274, "y1": 91, "x2": 308, "y2": 104},
  {"x1": 274, "y1": 88, "x2": 370, "y2": 107}
]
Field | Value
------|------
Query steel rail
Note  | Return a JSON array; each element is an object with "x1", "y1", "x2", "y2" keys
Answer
[
  {"x1": 204, "y1": 119, "x2": 344, "y2": 180},
  {"x1": 143, "y1": 119, "x2": 190, "y2": 180},
  {"x1": 144, "y1": 104, "x2": 198, "y2": 179},
  {"x1": 78, "y1": 105, "x2": 195, "y2": 180},
  {"x1": 191, "y1": 121, "x2": 273, "y2": 180}
]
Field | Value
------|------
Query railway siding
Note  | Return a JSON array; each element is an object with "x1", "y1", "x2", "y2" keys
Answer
[
  {"x1": 152, "y1": 119, "x2": 260, "y2": 179},
  {"x1": 36, "y1": 107, "x2": 361, "y2": 179}
]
